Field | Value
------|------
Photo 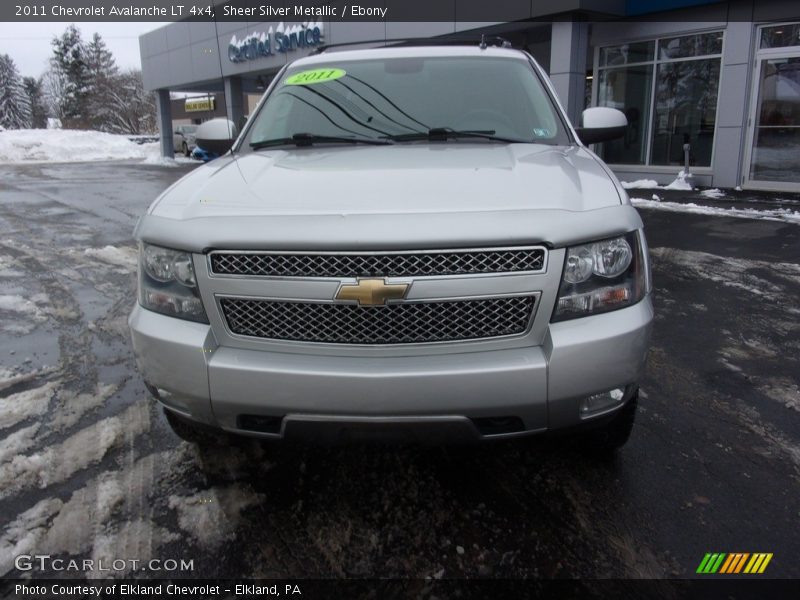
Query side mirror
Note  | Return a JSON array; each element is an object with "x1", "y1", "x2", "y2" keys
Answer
[
  {"x1": 575, "y1": 107, "x2": 627, "y2": 145},
  {"x1": 194, "y1": 118, "x2": 238, "y2": 155}
]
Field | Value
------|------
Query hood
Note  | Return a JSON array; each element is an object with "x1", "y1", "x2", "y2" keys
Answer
[
  {"x1": 150, "y1": 144, "x2": 621, "y2": 219},
  {"x1": 139, "y1": 144, "x2": 640, "y2": 252}
]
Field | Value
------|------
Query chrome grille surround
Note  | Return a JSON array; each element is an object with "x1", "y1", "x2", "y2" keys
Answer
[
  {"x1": 209, "y1": 247, "x2": 547, "y2": 278},
  {"x1": 219, "y1": 295, "x2": 537, "y2": 345}
]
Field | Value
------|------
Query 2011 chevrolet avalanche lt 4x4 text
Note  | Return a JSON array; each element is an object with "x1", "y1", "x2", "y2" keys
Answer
[{"x1": 129, "y1": 44, "x2": 653, "y2": 451}]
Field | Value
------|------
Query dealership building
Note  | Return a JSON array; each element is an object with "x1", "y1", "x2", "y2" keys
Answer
[{"x1": 140, "y1": 0, "x2": 800, "y2": 191}]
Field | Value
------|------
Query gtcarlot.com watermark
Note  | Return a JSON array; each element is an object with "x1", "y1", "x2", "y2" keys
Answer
[{"x1": 14, "y1": 554, "x2": 194, "y2": 573}]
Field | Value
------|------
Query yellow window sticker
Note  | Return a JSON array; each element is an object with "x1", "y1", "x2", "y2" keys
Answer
[{"x1": 284, "y1": 68, "x2": 346, "y2": 86}]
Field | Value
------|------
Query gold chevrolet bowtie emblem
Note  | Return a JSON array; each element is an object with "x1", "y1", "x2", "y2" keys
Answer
[{"x1": 335, "y1": 278, "x2": 410, "y2": 306}]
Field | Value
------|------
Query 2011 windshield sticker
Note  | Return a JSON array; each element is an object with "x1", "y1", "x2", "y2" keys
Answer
[{"x1": 285, "y1": 69, "x2": 346, "y2": 86}]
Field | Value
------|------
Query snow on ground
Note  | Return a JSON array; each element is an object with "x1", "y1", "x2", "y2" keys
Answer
[
  {"x1": 0, "y1": 498, "x2": 63, "y2": 576},
  {"x1": 0, "y1": 294, "x2": 44, "y2": 318},
  {"x1": 0, "y1": 255, "x2": 23, "y2": 278},
  {"x1": 168, "y1": 485, "x2": 266, "y2": 548},
  {"x1": 141, "y1": 146, "x2": 196, "y2": 167},
  {"x1": 50, "y1": 382, "x2": 118, "y2": 431},
  {"x1": 631, "y1": 197, "x2": 800, "y2": 224},
  {"x1": 758, "y1": 379, "x2": 800, "y2": 412},
  {"x1": 0, "y1": 129, "x2": 196, "y2": 167},
  {"x1": 0, "y1": 402, "x2": 150, "y2": 499},
  {"x1": 649, "y1": 247, "x2": 800, "y2": 305},
  {"x1": 700, "y1": 188, "x2": 726, "y2": 199},
  {"x1": 82, "y1": 245, "x2": 138, "y2": 270},
  {"x1": 0, "y1": 381, "x2": 59, "y2": 430},
  {"x1": 621, "y1": 170, "x2": 695, "y2": 191},
  {"x1": 0, "y1": 424, "x2": 40, "y2": 464},
  {"x1": 0, "y1": 294, "x2": 49, "y2": 335},
  {"x1": 0, "y1": 129, "x2": 152, "y2": 163},
  {"x1": 90, "y1": 519, "x2": 179, "y2": 578},
  {"x1": 621, "y1": 179, "x2": 660, "y2": 189},
  {"x1": 0, "y1": 366, "x2": 54, "y2": 393}
]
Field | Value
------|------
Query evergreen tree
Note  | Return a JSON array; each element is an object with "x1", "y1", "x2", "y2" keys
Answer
[
  {"x1": 0, "y1": 54, "x2": 32, "y2": 129},
  {"x1": 23, "y1": 76, "x2": 47, "y2": 128},
  {"x1": 85, "y1": 32, "x2": 119, "y2": 130},
  {"x1": 50, "y1": 24, "x2": 90, "y2": 128}
]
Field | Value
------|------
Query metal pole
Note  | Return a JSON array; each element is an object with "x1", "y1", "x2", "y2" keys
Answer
[{"x1": 683, "y1": 142, "x2": 691, "y2": 176}]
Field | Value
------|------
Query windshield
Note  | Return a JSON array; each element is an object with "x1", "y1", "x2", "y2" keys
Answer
[
  {"x1": 183, "y1": 126, "x2": 197, "y2": 133},
  {"x1": 242, "y1": 55, "x2": 571, "y2": 149}
]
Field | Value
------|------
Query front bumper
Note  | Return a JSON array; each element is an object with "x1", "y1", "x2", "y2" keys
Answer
[{"x1": 129, "y1": 296, "x2": 653, "y2": 441}]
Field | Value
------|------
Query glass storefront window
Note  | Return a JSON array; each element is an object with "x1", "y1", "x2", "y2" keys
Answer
[
  {"x1": 658, "y1": 33, "x2": 723, "y2": 59},
  {"x1": 650, "y1": 59, "x2": 720, "y2": 166},
  {"x1": 595, "y1": 31, "x2": 722, "y2": 167},
  {"x1": 596, "y1": 66, "x2": 653, "y2": 164},
  {"x1": 760, "y1": 24, "x2": 800, "y2": 49},
  {"x1": 599, "y1": 41, "x2": 654, "y2": 66}
]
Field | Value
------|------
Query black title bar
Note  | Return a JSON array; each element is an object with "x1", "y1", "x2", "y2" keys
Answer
[{"x1": 2, "y1": 0, "x2": 789, "y2": 22}]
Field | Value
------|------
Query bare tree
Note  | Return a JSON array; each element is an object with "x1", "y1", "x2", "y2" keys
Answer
[
  {"x1": 106, "y1": 69, "x2": 156, "y2": 134},
  {"x1": 41, "y1": 67, "x2": 68, "y2": 121}
]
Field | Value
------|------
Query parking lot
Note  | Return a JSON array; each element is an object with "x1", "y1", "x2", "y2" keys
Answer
[{"x1": 1, "y1": 161, "x2": 799, "y2": 580}]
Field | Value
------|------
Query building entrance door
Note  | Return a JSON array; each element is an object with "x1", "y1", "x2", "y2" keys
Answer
[{"x1": 744, "y1": 26, "x2": 800, "y2": 191}]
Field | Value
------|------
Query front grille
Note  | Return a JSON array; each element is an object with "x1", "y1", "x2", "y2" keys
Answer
[
  {"x1": 209, "y1": 248, "x2": 546, "y2": 278},
  {"x1": 220, "y1": 296, "x2": 536, "y2": 344}
]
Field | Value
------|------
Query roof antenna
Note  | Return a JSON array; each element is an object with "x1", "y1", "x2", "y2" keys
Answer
[{"x1": 479, "y1": 34, "x2": 487, "y2": 50}]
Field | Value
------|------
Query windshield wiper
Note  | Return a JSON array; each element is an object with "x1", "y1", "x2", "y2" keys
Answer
[
  {"x1": 250, "y1": 133, "x2": 393, "y2": 149},
  {"x1": 384, "y1": 128, "x2": 527, "y2": 143}
]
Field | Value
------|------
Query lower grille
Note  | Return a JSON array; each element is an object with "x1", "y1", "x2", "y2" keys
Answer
[{"x1": 220, "y1": 296, "x2": 536, "y2": 344}]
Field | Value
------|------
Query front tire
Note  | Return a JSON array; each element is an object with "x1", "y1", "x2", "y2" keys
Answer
[{"x1": 182, "y1": 142, "x2": 190, "y2": 157}]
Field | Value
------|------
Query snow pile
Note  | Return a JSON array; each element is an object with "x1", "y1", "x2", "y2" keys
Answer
[
  {"x1": 621, "y1": 179, "x2": 660, "y2": 189},
  {"x1": 140, "y1": 144, "x2": 196, "y2": 167},
  {"x1": 631, "y1": 197, "x2": 800, "y2": 224},
  {"x1": 621, "y1": 170, "x2": 694, "y2": 191},
  {"x1": 663, "y1": 170, "x2": 694, "y2": 191},
  {"x1": 700, "y1": 188, "x2": 726, "y2": 199},
  {"x1": 0, "y1": 129, "x2": 155, "y2": 163}
]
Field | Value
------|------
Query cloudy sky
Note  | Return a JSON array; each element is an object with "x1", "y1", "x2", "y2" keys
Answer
[{"x1": 0, "y1": 22, "x2": 168, "y2": 78}]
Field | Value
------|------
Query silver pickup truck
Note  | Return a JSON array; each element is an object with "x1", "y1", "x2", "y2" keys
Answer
[{"x1": 129, "y1": 44, "x2": 653, "y2": 451}]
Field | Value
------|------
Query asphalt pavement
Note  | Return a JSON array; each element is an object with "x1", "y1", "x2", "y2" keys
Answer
[{"x1": 0, "y1": 161, "x2": 798, "y2": 581}]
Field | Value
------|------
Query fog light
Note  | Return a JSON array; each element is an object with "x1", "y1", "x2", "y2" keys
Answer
[{"x1": 580, "y1": 388, "x2": 625, "y2": 417}]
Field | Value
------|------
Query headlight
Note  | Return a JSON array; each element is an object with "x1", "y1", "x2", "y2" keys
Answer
[
  {"x1": 552, "y1": 231, "x2": 649, "y2": 322},
  {"x1": 138, "y1": 243, "x2": 208, "y2": 323}
]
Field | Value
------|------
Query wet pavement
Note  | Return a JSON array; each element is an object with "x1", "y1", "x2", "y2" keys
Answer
[{"x1": 0, "y1": 162, "x2": 798, "y2": 581}]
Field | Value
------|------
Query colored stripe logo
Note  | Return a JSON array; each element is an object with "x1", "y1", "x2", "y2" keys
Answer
[{"x1": 697, "y1": 553, "x2": 773, "y2": 574}]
